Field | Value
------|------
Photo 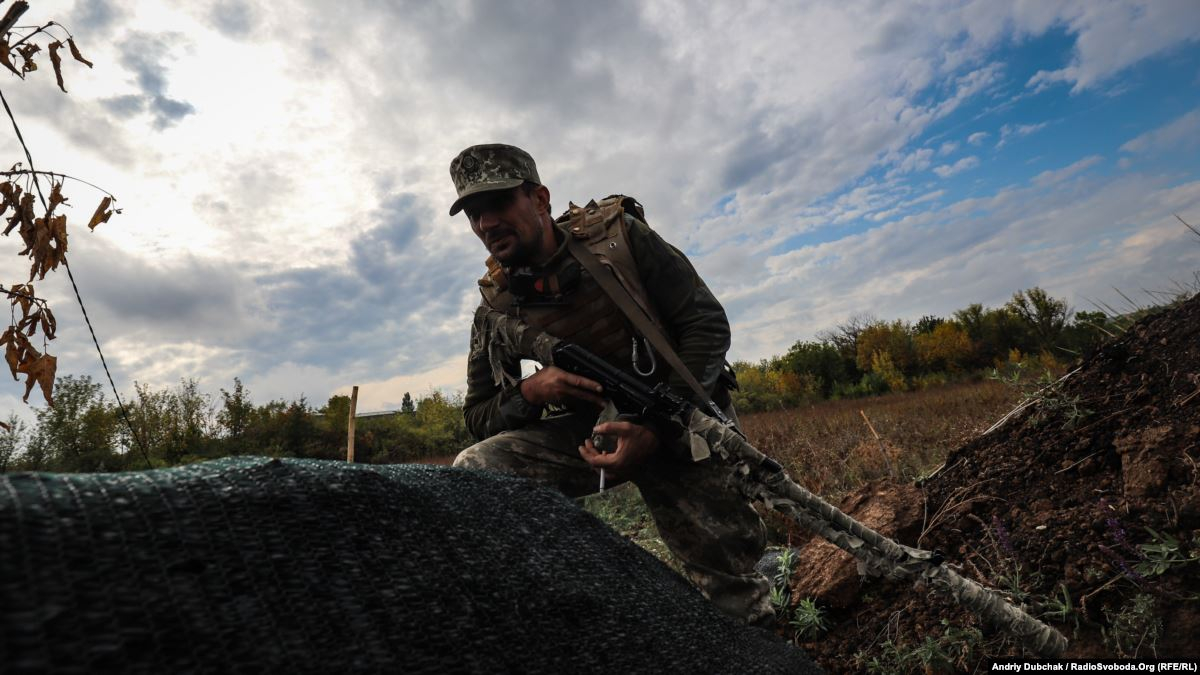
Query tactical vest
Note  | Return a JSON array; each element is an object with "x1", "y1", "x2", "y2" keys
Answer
[{"x1": 477, "y1": 196, "x2": 667, "y2": 377}]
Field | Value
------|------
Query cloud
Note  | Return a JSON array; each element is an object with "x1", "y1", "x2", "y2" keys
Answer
[
  {"x1": 208, "y1": 0, "x2": 259, "y2": 38},
  {"x1": 997, "y1": 122, "x2": 1048, "y2": 148},
  {"x1": 933, "y1": 156, "x2": 980, "y2": 178},
  {"x1": 7, "y1": 0, "x2": 1200, "y2": 414},
  {"x1": 1120, "y1": 109, "x2": 1200, "y2": 155},
  {"x1": 720, "y1": 172, "x2": 1200, "y2": 361},
  {"x1": 116, "y1": 31, "x2": 197, "y2": 129},
  {"x1": 1032, "y1": 155, "x2": 1103, "y2": 188},
  {"x1": 1026, "y1": 0, "x2": 1200, "y2": 93}
]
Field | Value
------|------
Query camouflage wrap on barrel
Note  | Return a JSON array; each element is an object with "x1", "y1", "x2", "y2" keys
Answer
[{"x1": 681, "y1": 409, "x2": 1069, "y2": 658}]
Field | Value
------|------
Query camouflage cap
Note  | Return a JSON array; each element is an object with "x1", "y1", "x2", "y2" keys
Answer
[{"x1": 448, "y1": 144, "x2": 541, "y2": 216}]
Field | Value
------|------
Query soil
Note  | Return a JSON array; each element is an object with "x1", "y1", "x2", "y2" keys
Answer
[{"x1": 790, "y1": 294, "x2": 1200, "y2": 672}]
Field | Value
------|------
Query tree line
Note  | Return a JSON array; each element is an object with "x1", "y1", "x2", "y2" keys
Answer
[
  {"x1": 0, "y1": 377, "x2": 470, "y2": 474},
  {"x1": 731, "y1": 287, "x2": 1113, "y2": 412},
  {"x1": 0, "y1": 285, "x2": 1119, "y2": 472}
]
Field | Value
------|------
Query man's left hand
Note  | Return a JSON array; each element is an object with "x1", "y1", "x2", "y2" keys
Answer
[{"x1": 578, "y1": 420, "x2": 659, "y2": 480}]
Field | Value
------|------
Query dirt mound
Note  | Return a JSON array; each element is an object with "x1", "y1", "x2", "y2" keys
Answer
[{"x1": 802, "y1": 293, "x2": 1200, "y2": 671}]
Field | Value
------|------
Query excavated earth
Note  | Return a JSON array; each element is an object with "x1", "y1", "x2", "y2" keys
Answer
[{"x1": 791, "y1": 293, "x2": 1200, "y2": 672}]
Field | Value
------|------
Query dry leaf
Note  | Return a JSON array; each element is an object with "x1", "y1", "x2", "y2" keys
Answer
[
  {"x1": 2, "y1": 335, "x2": 19, "y2": 380},
  {"x1": 0, "y1": 182, "x2": 14, "y2": 218},
  {"x1": 67, "y1": 38, "x2": 92, "y2": 68},
  {"x1": 47, "y1": 181, "x2": 66, "y2": 215},
  {"x1": 0, "y1": 420, "x2": 10, "y2": 432},
  {"x1": 40, "y1": 305, "x2": 55, "y2": 340},
  {"x1": 0, "y1": 326, "x2": 37, "y2": 380},
  {"x1": 18, "y1": 353, "x2": 55, "y2": 406},
  {"x1": 88, "y1": 196, "x2": 113, "y2": 230},
  {"x1": 48, "y1": 40, "x2": 66, "y2": 92},
  {"x1": 6, "y1": 284, "x2": 33, "y2": 317},
  {"x1": 16, "y1": 43, "x2": 38, "y2": 74},
  {"x1": 0, "y1": 39, "x2": 22, "y2": 78},
  {"x1": 19, "y1": 191, "x2": 34, "y2": 232}
]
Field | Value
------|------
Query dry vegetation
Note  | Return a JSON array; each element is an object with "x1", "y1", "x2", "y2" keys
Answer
[
  {"x1": 741, "y1": 379, "x2": 1021, "y2": 501},
  {"x1": 586, "y1": 379, "x2": 1022, "y2": 560}
]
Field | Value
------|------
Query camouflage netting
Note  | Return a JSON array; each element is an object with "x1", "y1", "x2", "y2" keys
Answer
[{"x1": 0, "y1": 457, "x2": 820, "y2": 674}]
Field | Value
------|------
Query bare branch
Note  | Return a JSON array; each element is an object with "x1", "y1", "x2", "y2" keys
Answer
[{"x1": 0, "y1": 2, "x2": 30, "y2": 39}]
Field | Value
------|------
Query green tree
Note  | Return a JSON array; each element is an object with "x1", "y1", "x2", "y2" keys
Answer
[
  {"x1": 855, "y1": 320, "x2": 916, "y2": 377},
  {"x1": 218, "y1": 378, "x2": 255, "y2": 455},
  {"x1": 401, "y1": 392, "x2": 415, "y2": 414},
  {"x1": 914, "y1": 315, "x2": 944, "y2": 335},
  {"x1": 0, "y1": 413, "x2": 25, "y2": 472},
  {"x1": 779, "y1": 341, "x2": 847, "y2": 397},
  {"x1": 1007, "y1": 287, "x2": 1070, "y2": 352},
  {"x1": 125, "y1": 379, "x2": 214, "y2": 466},
  {"x1": 26, "y1": 375, "x2": 120, "y2": 472},
  {"x1": 914, "y1": 321, "x2": 974, "y2": 373}
]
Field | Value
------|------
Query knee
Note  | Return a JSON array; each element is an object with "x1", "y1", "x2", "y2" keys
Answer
[{"x1": 451, "y1": 444, "x2": 487, "y2": 469}]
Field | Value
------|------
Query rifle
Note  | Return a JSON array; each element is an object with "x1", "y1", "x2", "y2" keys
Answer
[{"x1": 479, "y1": 307, "x2": 1068, "y2": 657}]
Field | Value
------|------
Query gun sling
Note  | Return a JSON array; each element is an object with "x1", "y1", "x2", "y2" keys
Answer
[{"x1": 564, "y1": 233, "x2": 714, "y2": 408}]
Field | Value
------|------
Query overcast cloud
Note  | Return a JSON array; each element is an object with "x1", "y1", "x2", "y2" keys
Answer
[{"x1": 1, "y1": 0, "x2": 1198, "y2": 417}]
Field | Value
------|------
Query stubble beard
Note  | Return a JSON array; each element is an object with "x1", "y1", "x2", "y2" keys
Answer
[{"x1": 491, "y1": 204, "x2": 545, "y2": 267}]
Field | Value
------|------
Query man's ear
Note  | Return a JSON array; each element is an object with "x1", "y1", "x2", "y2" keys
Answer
[{"x1": 532, "y1": 184, "x2": 551, "y2": 215}]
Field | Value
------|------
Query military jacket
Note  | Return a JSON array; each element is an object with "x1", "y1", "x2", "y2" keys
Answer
[{"x1": 463, "y1": 211, "x2": 732, "y2": 441}]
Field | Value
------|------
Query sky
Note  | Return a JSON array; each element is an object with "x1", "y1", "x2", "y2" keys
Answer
[{"x1": 1, "y1": 0, "x2": 1199, "y2": 419}]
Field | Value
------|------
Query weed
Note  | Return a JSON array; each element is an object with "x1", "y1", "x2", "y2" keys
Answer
[
  {"x1": 789, "y1": 597, "x2": 829, "y2": 641},
  {"x1": 1102, "y1": 593, "x2": 1161, "y2": 658},
  {"x1": 1041, "y1": 585, "x2": 1080, "y2": 633},
  {"x1": 1134, "y1": 528, "x2": 1199, "y2": 577},
  {"x1": 856, "y1": 620, "x2": 982, "y2": 674},
  {"x1": 769, "y1": 548, "x2": 798, "y2": 616},
  {"x1": 858, "y1": 639, "x2": 913, "y2": 674}
]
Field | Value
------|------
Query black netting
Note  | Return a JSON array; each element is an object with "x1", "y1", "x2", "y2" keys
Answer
[{"x1": 0, "y1": 457, "x2": 820, "y2": 674}]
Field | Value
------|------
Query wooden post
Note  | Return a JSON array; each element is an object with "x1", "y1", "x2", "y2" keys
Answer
[
  {"x1": 859, "y1": 409, "x2": 897, "y2": 479},
  {"x1": 347, "y1": 386, "x2": 358, "y2": 463}
]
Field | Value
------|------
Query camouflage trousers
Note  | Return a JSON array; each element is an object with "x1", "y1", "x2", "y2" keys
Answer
[{"x1": 453, "y1": 412, "x2": 775, "y2": 626}]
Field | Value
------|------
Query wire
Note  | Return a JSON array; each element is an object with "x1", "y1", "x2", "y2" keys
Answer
[{"x1": 0, "y1": 85, "x2": 153, "y2": 470}]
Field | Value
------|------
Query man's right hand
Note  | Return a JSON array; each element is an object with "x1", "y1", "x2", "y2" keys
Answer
[{"x1": 519, "y1": 366, "x2": 605, "y2": 409}]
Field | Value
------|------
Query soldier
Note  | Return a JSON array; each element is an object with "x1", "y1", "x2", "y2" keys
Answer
[{"x1": 449, "y1": 143, "x2": 774, "y2": 626}]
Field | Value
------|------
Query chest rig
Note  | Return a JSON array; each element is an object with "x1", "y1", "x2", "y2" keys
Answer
[{"x1": 477, "y1": 196, "x2": 666, "y2": 375}]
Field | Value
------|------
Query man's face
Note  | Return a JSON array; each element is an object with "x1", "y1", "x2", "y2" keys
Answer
[{"x1": 463, "y1": 186, "x2": 547, "y2": 266}]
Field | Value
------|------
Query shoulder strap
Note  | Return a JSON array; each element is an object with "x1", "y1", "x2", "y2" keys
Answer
[{"x1": 564, "y1": 228, "x2": 713, "y2": 406}]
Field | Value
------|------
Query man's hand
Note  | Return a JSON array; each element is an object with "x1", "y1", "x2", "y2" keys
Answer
[
  {"x1": 519, "y1": 366, "x2": 605, "y2": 408},
  {"x1": 578, "y1": 420, "x2": 660, "y2": 480}
]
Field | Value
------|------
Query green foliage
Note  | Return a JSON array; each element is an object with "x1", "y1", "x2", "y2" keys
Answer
[
  {"x1": 582, "y1": 482, "x2": 684, "y2": 575},
  {"x1": 914, "y1": 321, "x2": 974, "y2": 372},
  {"x1": 125, "y1": 379, "x2": 214, "y2": 466},
  {"x1": 857, "y1": 620, "x2": 983, "y2": 674},
  {"x1": 25, "y1": 375, "x2": 121, "y2": 472},
  {"x1": 855, "y1": 320, "x2": 916, "y2": 376},
  {"x1": 779, "y1": 341, "x2": 846, "y2": 397},
  {"x1": 731, "y1": 361, "x2": 820, "y2": 412},
  {"x1": 788, "y1": 597, "x2": 828, "y2": 640},
  {"x1": 1134, "y1": 528, "x2": 1199, "y2": 577},
  {"x1": 400, "y1": 391, "x2": 415, "y2": 414},
  {"x1": 0, "y1": 413, "x2": 25, "y2": 472},
  {"x1": 217, "y1": 377, "x2": 255, "y2": 454},
  {"x1": 1007, "y1": 287, "x2": 1070, "y2": 352},
  {"x1": 768, "y1": 548, "x2": 798, "y2": 616},
  {"x1": 3, "y1": 375, "x2": 471, "y2": 473},
  {"x1": 1041, "y1": 584, "x2": 1080, "y2": 633},
  {"x1": 1103, "y1": 593, "x2": 1161, "y2": 658}
]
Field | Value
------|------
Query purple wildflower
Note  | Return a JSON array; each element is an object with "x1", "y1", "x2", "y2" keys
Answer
[
  {"x1": 1098, "y1": 543, "x2": 1144, "y2": 584},
  {"x1": 992, "y1": 515, "x2": 1015, "y2": 557}
]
